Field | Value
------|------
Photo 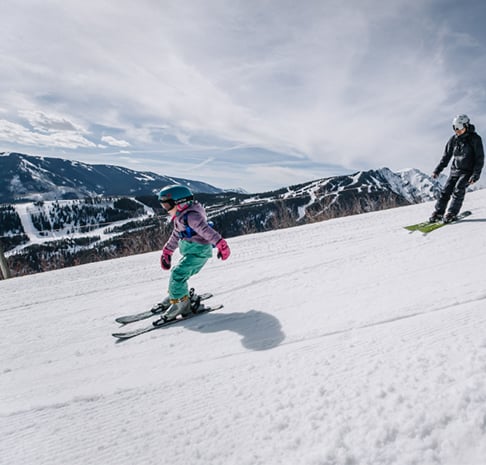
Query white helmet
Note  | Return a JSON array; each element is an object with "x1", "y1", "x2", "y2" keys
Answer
[{"x1": 452, "y1": 114, "x2": 470, "y2": 130}]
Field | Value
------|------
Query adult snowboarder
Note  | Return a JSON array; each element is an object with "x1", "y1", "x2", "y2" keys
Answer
[
  {"x1": 157, "y1": 184, "x2": 230, "y2": 322},
  {"x1": 429, "y1": 114, "x2": 484, "y2": 223}
]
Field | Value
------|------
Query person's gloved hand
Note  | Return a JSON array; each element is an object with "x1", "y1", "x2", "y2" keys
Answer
[
  {"x1": 469, "y1": 174, "x2": 479, "y2": 184},
  {"x1": 216, "y1": 239, "x2": 231, "y2": 260},
  {"x1": 161, "y1": 247, "x2": 173, "y2": 270}
]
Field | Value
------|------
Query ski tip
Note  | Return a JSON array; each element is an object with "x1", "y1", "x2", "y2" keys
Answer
[
  {"x1": 198, "y1": 303, "x2": 224, "y2": 312},
  {"x1": 112, "y1": 332, "x2": 139, "y2": 341}
]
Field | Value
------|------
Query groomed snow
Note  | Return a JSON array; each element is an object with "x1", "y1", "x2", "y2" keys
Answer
[{"x1": 2, "y1": 190, "x2": 486, "y2": 465}]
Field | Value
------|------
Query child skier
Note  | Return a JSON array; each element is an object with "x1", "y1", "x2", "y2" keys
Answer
[
  {"x1": 156, "y1": 184, "x2": 230, "y2": 322},
  {"x1": 429, "y1": 114, "x2": 484, "y2": 223}
]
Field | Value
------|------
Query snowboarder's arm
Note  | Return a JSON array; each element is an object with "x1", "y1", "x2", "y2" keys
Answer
[
  {"x1": 470, "y1": 135, "x2": 484, "y2": 182},
  {"x1": 434, "y1": 137, "x2": 454, "y2": 176}
]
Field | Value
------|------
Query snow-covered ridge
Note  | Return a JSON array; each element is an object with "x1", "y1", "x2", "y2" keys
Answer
[{"x1": 0, "y1": 152, "x2": 225, "y2": 203}]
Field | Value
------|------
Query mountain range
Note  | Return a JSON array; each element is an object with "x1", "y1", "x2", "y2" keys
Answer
[
  {"x1": 1, "y1": 151, "x2": 482, "y2": 277},
  {"x1": 0, "y1": 151, "x2": 450, "y2": 206},
  {"x1": 0, "y1": 152, "x2": 224, "y2": 203}
]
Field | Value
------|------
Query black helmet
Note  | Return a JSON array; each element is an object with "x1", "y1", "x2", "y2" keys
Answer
[{"x1": 158, "y1": 184, "x2": 194, "y2": 209}]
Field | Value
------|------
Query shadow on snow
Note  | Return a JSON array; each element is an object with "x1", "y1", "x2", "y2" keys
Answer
[{"x1": 186, "y1": 309, "x2": 286, "y2": 351}]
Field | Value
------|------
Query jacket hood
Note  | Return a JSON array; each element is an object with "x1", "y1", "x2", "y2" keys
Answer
[
  {"x1": 455, "y1": 124, "x2": 477, "y2": 140},
  {"x1": 175, "y1": 201, "x2": 206, "y2": 218}
]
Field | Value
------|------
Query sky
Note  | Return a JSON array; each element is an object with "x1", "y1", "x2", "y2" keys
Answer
[
  {"x1": 2, "y1": 0, "x2": 486, "y2": 192},
  {"x1": 2, "y1": 190, "x2": 486, "y2": 464}
]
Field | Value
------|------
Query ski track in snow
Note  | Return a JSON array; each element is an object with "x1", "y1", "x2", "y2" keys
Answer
[{"x1": 2, "y1": 190, "x2": 486, "y2": 465}]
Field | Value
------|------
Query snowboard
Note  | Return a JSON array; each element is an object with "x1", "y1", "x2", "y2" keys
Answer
[{"x1": 404, "y1": 210, "x2": 472, "y2": 234}]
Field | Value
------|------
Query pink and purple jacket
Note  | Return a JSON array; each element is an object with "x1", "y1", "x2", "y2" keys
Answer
[{"x1": 163, "y1": 202, "x2": 222, "y2": 252}]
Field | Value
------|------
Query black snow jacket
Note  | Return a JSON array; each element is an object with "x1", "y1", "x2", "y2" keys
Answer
[{"x1": 434, "y1": 124, "x2": 484, "y2": 182}]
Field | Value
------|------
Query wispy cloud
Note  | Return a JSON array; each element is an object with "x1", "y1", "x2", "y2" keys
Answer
[
  {"x1": 100, "y1": 135, "x2": 131, "y2": 148},
  {"x1": 2, "y1": 0, "x2": 486, "y2": 191},
  {"x1": 0, "y1": 117, "x2": 95, "y2": 150},
  {"x1": 18, "y1": 110, "x2": 84, "y2": 133}
]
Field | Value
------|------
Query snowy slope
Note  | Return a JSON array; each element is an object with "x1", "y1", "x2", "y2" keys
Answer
[
  {"x1": 12, "y1": 199, "x2": 155, "y2": 252},
  {"x1": 1, "y1": 190, "x2": 486, "y2": 465}
]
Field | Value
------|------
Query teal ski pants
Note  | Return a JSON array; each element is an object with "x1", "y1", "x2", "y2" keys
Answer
[{"x1": 168, "y1": 241, "x2": 213, "y2": 300}]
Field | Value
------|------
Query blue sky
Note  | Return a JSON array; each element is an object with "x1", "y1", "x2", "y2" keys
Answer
[{"x1": 2, "y1": 0, "x2": 486, "y2": 192}]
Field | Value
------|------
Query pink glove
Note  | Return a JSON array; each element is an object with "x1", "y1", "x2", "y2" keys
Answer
[
  {"x1": 161, "y1": 247, "x2": 173, "y2": 270},
  {"x1": 216, "y1": 239, "x2": 230, "y2": 260}
]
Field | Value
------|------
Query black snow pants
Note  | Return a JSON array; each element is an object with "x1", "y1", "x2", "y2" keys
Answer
[{"x1": 434, "y1": 173, "x2": 470, "y2": 216}]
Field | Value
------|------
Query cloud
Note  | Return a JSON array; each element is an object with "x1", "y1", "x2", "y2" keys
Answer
[
  {"x1": 101, "y1": 135, "x2": 131, "y2": 148},
  {"x1": 19, "y1": 110, "x2": 86, "y2": 133},
  {"x1": 0, "y1": 109, "x2": 96, "y2": 149},
  {"x1": 2, "y1": 0, "x2": 486, "y2": 191},
  {"x1": 190, "y1": 157, "x2": 215, "y2": 171}
]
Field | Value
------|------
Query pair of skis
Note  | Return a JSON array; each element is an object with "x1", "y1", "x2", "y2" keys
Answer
[
  {"x1": 112, "y1": 292, "x2": 222, "y2": 340},
  {"x1": 404, "y1": 210, "x2": 471, "y2": 234}
]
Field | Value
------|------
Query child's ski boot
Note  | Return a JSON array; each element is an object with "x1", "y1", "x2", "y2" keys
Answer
[
  {"x1": 160, "y1": 295, "x2": 191, "y2": 321},
  {"x1": 150, "y1": 295, "x2": 171, "y2": 314}
]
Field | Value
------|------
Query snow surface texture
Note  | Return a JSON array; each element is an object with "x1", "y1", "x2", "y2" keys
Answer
[{"x1": 2, "y1": 190, "x2": 486, "y2": 465}]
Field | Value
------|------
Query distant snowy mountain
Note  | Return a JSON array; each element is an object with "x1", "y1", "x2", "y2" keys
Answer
[
  {"x1": 288, "y1": 166, "x2": 440, "y2": 205},
  {"x1": 0, "y1": 152, "x2": 225, "y2": 203},
  {"x1": 204, "y1": 167, "x2": 445, "y2": 236},
  {"x1": 393, "y1": 168, "x2": 442, "y2": 202}
]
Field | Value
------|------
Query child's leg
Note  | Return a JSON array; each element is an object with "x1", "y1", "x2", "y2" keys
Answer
[{"x1": 168, "y1": 242, "x2": 212, "y2": 300}]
